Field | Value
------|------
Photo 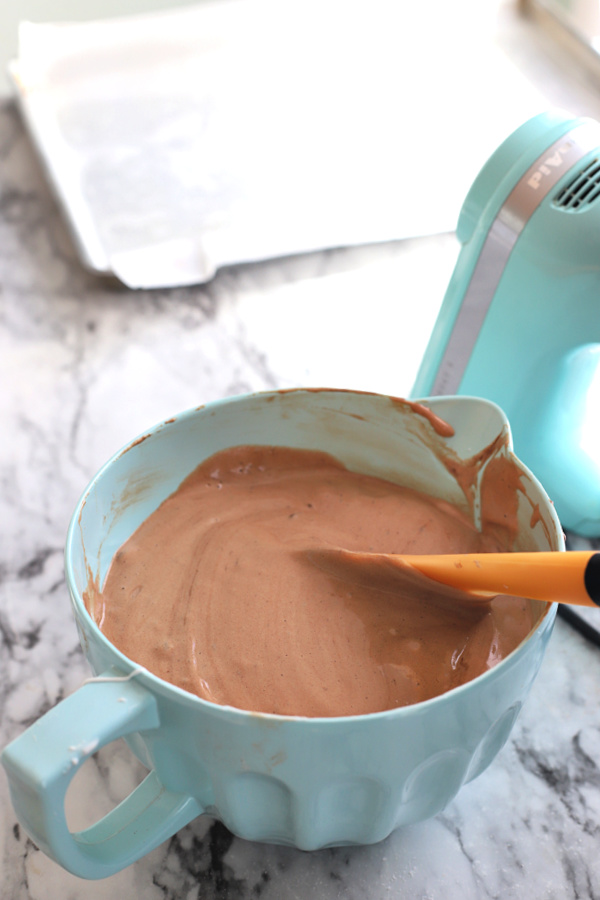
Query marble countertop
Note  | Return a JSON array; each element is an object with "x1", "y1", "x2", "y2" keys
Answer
[{"x1": 5, "y1": 4, "x2": 600, "y2": 897}]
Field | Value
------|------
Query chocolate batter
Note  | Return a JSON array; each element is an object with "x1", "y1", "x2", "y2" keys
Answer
[{"x1": 85, "y1": 445, "x2": 539, "y2": 717}]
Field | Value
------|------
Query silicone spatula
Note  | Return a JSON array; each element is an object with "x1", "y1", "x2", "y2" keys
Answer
[{"x1": 309, "y1": 549, "x2": 600, "y2": 607}]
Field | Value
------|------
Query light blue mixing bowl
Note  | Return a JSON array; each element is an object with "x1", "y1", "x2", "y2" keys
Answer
[{"x1": 1, "y1": 390, "x2": 563, "y2": 879}]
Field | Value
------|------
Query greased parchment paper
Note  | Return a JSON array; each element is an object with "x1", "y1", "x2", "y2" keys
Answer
[{"x1": 8, "y1": 0, "x2": 543, "y2": 288}]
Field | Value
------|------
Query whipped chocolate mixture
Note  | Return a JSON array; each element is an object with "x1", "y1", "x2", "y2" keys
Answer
[{"x1": 86, "y1": 444, "x2": 539, "y2": 717}]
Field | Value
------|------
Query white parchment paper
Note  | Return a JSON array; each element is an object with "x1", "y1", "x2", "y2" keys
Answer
[{"x1": 9, "y1": 0, "x2": 544, "y2": 287}]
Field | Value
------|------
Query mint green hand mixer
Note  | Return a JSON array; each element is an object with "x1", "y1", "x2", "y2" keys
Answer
[{"x1": 413, "y1": 109, "x2": 600, "y2": 537}]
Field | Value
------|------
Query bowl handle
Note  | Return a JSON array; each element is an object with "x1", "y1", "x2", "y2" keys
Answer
[{"x1": 0, "y1": 670, "x2": 202, "y2": 879}]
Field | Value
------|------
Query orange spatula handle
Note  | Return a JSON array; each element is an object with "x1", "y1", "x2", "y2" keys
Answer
[{"x1": 406, "y1": 550, "x2": 600, "y2": 607}]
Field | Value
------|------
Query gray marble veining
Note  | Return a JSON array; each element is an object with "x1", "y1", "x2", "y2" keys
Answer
[{"x1": 4, "y1": 14, "x2": 600, "y2": 891}]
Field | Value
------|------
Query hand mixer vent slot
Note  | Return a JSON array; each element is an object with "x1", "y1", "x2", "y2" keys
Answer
[{"x1": 552, "y1": 157, "x2": 600, "y2": 211}]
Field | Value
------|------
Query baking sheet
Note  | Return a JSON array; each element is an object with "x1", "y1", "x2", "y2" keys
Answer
[{"x1": 8, "y1": 0, "x2": 545, "y2": 288}]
